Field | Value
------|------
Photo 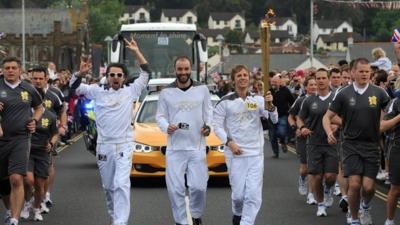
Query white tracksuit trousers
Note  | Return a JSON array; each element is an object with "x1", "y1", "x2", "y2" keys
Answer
[
  {"x1": 166, "y1": 150, "x2": 209, "y2": 225},
  {"x1": 97, "y1": 142, "x2": 133, "y2": 225},
  {"x1": 226, "y1": 155, "x2": 264, "y2": 225}
]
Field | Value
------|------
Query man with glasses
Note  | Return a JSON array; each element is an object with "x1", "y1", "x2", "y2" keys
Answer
[{"x1": 70, "y1": 38, "x2": 149, "y2": 225}]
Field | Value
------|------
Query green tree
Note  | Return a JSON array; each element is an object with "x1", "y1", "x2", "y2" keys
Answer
[
  {"x1": 89, "y1": 0, "x2": 124, "y2": 44},
  {"x1": 371, "y1": 10, "x2": 400, "y2": 41},
  {"x1": 225, "y1": 30, "x2": 244, "y2": 53},
  {"x1": 50, "y1": 0, "x2": 124, "y2": 44}
]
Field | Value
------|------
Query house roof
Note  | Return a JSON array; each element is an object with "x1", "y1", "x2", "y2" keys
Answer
[
  {"x1": 348, "y1": 42, "x2": 397, "y2": 62},
  {"x1": 223, "y1": 54, "x2": 321, "y2": 72},
  {"x1": 162, "y1": 9, "x2": 195, "y2": 18},
  {"x1": 317, "y1": 32, "x2": 363, "y2": 43},
  {"x1": 274, "y1": 17, "x2": 296, "y2": 26},
  {"x1": 126, "y1": 5, "x2": 148, "y2": 14},
  {"x1": 199, "y1": 28, "x2": 230, "y2": 38},
  {"x1": 315, "y1": 20, "x2": 349, "y2": 29},
  {"x1": 0, "y1": 9, "x2": 73, "y2": 34},
  {"x1": 209, "y1": 12, "x2": 243, "y2": 21}
]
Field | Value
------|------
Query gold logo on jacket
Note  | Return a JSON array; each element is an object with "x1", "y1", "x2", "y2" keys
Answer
[
  {"x1": 245, "y1": 102, "x2": 257, "y2": 110},
  {"x1": 44, "y1": 100, "x2": 52, "y2": 109},
  {"x1": 21, "y1": 91, "x2": 29, "y2": 102},
  {"x1": 368, "y1": 96, "x2": 377, "y2": 107},
  {"x1": 41, "y1": 118, "x2": 49, "y2": 128}
]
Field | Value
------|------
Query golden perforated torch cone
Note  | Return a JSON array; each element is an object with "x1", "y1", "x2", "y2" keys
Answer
[{"x1": 260, "y1": 9, "x2": 275, "y2": 110}]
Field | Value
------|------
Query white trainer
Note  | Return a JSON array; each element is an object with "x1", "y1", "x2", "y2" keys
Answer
[
  {"x1": 385, "y1": 219, "x2": 395, "y2": 225},
  {"x1": 307, "y1": 192, "x2": 317, "y2": 205},
  {"x1": 346, "y1": 211, "x2": 352, "y2": 224},
  {"x1": 324, "y1": 186, "x2": 334, "y2": 207},
  {"x1": 33, "y1": 208, "x2": 43, "y2": 221},
  {"x1": 360, "y1": 207, "x2": 372, "y2": 225},
  {"x1": 9, "y1": 218, "x2": 18, "y2": 225},
  {"x1": 334, "y1": 182, "x2": 341, "y2": 196},
  {"x1": 3, "y1": 210, "x2": 11, "y2": 225},
  {"x1": 316, "y1": 204, "x2": 327, "y2": 217},
  {"x1": 298, "y1": 176, "x2": 308, "y2": 196},
  {"x1": 40, "y1": 202, "x2": 50, "y2": 214},
  {"x1": 20, "y1": 201, "x2": 31, "y2": 219}
]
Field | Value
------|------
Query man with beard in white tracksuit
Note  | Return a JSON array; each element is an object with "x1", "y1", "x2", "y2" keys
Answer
[
  {"x1": 156, "y1": 56, "x2": 213, "y2": 225},
  {"x1": 213, "y1": 65, "x2": 278, "y2": 225},
  {"x1": 69, "y1": 38, "x2": 149, "y2": 225}
]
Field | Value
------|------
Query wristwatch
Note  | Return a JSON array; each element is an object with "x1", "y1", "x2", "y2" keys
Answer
[{"x1": 225, "y1": 137, "x2": 232, "y2": 146}]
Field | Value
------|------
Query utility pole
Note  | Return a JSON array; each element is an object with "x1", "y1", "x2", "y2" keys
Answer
[
  {"x1": 310, "y1": 0, "x2": 314, "y2": 67},
  {"x1": 22, "y1": 0, "x2": 26, "y2": 70}
]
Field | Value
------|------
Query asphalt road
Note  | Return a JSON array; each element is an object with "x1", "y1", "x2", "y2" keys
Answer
[{"x1": 3, "y1": 136, "x2": 399, "y2": 225}]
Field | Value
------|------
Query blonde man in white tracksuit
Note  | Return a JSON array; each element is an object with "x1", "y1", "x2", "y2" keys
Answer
[
  {"x1": 69, "y1": 38, "x2": 149, "y2": 225},
  {"x1": 156, "y1": 56, "x2": 213, "y2": 225},
  {"x1": 213, "y1": 65, "x2": 278, "y2": 225}
]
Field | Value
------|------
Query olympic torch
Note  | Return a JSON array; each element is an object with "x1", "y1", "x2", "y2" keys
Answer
[{"x1": 260, "y1": 9, "x2": 276, "y2": 110}]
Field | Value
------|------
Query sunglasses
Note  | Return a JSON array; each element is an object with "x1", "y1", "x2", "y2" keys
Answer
[{"x1": 108, "y1": 73, "x2": 124, "y2": 78}]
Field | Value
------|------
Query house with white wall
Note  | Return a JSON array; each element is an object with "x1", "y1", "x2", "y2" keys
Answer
[
  {"x1": 119, "y1": 5, "x2": 150, "y2": 24},
  {"x1": 160, "y1": 9, "x2": 197, "y2": 24},
  {"x1": 208, "y1": 12, "x2": 245, "y2": 31},
  {"x1": 312, "y1": 20, "x2": 353, "y2": 42},
  {"x1": 270, "y1": 17, "x2": 298, "y2": 38}
]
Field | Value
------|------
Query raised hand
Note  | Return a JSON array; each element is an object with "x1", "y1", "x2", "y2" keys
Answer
[
  {"x1": 78, "y1": 55, "x2": 92, "y2": 77},
  {"x1": 124, "y1": 36, "x2": 139, "y2": 52}
]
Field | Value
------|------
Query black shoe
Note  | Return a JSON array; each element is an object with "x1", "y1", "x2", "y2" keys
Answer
[
  {"x1": 339, "y1": 197, "x2": 348, "y2": 212},
  {"x1": 192, "y1": 217, "x2": 202, "y2": 225},
  {"x1": 281, "y1": 144, "x2": 288, "y2": 153},
  {"x1": 232, "y1": 215, "x2": 241, "y2": 225},
  {"x1": 272, "y1": 154, "x2": 279, "y2": 159}
]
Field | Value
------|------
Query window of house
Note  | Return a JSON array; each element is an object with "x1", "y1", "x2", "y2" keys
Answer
[
  {"x1": 129, "y1": 19, "x2": 135, "y2": 24},
  {"x1": 343, "y1": 41, "x2": 348, "y2": 47},
  {"x1": 139, "y1": 12, "x2": 145, "y2": 20},
  {"x1": 224, "y1": 21, "x2": 228, "y2": 25},
  {"x1": 288, "y1": 25, "x2": 292, "y2": 32},
  {"x1": 235, "y1": 20, "x2": 241, "y2": 29},
  {"x1": 177, "y1": 17, "x2": 180, "y2": 22},
  {"x1": 343, "y1": 28, "x2": 348, "y2": 32},
  {"x1": 327, "y1": 42, "x2": 331, "y2": 47},
  {"x1": 216, "y1": 20, "x2": 220, "y2": 25},
  {"x1": 187, "y1": 16, "x2": 192, "y2": 24}
]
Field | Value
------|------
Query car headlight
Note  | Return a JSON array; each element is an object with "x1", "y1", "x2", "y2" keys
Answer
[{"x1": 133, "y1": 142, "x2": 153, "y2": 153}]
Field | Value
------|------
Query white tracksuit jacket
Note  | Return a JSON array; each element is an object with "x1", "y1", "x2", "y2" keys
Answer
[
  {"x1": 70, "y1": 65, "x2": 149, "y2": 144},
  {"x1": 213, "y1": 92, "x2": 278, "y2": 157},
  {"x1": 69, "y1": 65, "x2": 149, "y2": 225},
  {"x1": 156, "y1": 80, "x2": 213, "y2": 151}
]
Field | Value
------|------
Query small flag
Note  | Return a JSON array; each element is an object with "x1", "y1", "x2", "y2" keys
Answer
[{"x1": 391, "y1": 28, "x2": 400, "y2": 43}]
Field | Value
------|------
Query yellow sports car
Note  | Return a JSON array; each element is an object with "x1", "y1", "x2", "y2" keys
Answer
[{"x1": 132, "y1": 93, "x2": 227, "y2": 177}]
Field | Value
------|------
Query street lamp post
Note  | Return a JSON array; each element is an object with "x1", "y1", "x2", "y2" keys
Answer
[
  {"x1": 104, "y1": 36, "x2": 112, "y2": 64},
  {"x1": 22, "y1": 0, "x2": 26, "y2": 70},
  {"x1": 216, "y1": 34, "x2": 225, "y2": 74}
]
